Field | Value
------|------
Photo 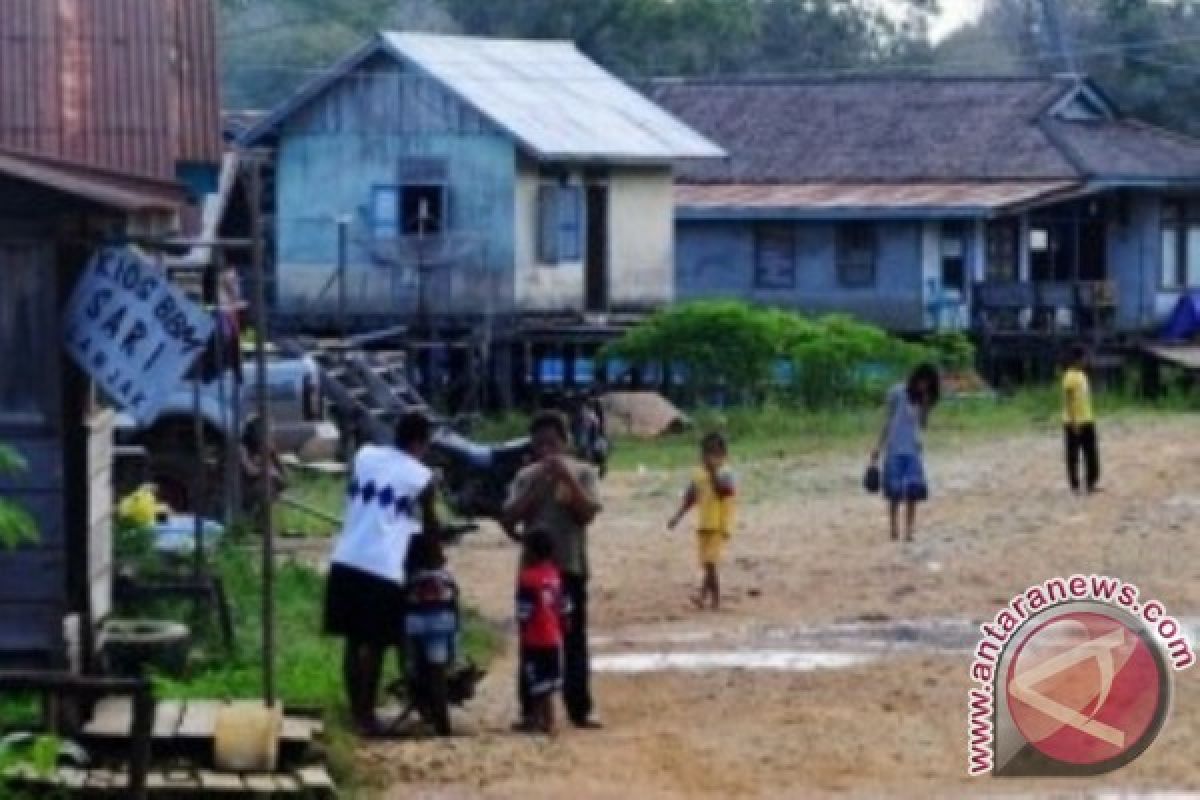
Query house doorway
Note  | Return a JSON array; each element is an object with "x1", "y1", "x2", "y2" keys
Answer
[{"x1": 585, "y1": 185, "x2": 608, "y2": 312}]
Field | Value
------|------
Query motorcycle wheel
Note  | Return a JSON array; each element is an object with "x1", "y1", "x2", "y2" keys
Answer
[{"x1": 418, "y1": 661, "x2": 452, "y2": 737}]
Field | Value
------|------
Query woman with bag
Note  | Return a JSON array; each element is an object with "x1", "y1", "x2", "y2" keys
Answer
[{"x1": 868, "y1": 364, "x2": 940, "y2": 542}]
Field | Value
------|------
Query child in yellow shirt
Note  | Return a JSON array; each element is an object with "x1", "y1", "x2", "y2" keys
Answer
[{"x1": 668, "y1": 433, "x2": 736, "y2": 610}]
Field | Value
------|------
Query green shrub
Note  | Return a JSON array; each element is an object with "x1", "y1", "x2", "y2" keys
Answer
[
  {"x1": 603, "y1": 302, "x2": 932, "y2": 409},
  {"x1": 922, "y1": 331, "x2": 976, "y2": 371},
  {"x1": 0, "y1": 444, "x2": 36, "y2": 551}
]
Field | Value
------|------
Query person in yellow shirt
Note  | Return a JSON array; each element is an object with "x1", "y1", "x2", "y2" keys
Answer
[
  {"x1": 1062, "y1": 344, "x2": 1100, "y2": 494},
  {"x1": 668, "y1": 433, "x2": 736, "y2": 611}
]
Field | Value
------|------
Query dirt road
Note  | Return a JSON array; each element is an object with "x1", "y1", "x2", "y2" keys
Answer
[{"x1": 365, "y1": 415, "x2": 1200, "y2": 799}]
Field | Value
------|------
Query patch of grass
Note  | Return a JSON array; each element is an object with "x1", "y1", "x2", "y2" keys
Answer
[
  {"x1": 275, "y1": 473, "x2": 344, "y2": 538},
  {"x1": 474, "y1": 384, "x2": 1196, "y2": 473},
  {"x1": 152, "y1": 548, "x2": 498, "y2": 787}
]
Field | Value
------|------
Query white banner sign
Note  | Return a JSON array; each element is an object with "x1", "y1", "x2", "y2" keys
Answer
[{"x1": 63, "y1": 248, "x2": 214, "y2": 425}]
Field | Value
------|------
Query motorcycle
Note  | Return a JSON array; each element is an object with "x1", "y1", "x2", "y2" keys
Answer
[{"x1": 429, "y1": 398, "x2": 610, "y2": 523}]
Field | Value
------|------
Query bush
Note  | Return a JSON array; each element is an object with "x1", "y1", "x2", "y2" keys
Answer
[
  {"x1": 603, "y1": 302, "x2": 932, "y2": 409},
  {"x1": 922, "y1": 331, "x2": 976, "y2": 371},
  {"x1": 0, "y1": 444, "x2": 36, "y2": 551}
]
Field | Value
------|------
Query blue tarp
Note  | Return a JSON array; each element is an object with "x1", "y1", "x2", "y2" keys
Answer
[{"x1": 1160, "y1": 292, "x2": 1200, "y2": 342}]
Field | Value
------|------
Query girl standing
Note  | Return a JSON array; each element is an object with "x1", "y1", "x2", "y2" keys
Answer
[{"x1": 870, "y1": 364, "x2": 940, "y2": 542}]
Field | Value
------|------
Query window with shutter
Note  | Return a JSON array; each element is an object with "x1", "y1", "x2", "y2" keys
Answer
[
  {"x1": 537, "y1": 184, "x2": 558, "y2": 263},
  {"x1": 557, "y1": 186, "x2": 583, "y2": 262},
  {"x1": 370, "y1": 186, "x2": 400, "y2": 239}
]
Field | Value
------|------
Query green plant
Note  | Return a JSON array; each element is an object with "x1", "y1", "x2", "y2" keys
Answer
[
  {"x1": 922, "y1": 331, "x2": 976, "y2": 371},
  {"x1": 152, "y1": 545, "x2": 498, "y2": 787},
  {"x1": 602, "y1": 302, "x2": 932, "y2": 409},
  {"x1": 0, "y1": 444, "x2": 36, "y2": 551}
]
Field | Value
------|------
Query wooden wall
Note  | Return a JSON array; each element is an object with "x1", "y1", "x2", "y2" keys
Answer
[
  {"x1": 272, "y1": 54, "x2": 517, "y2": 317},
  {"x1": 675, "y1": 218, "x2": 928, "y2": 332},
  {"x1": 0, "y1": 238, "x2": 68, "y2": 667}
]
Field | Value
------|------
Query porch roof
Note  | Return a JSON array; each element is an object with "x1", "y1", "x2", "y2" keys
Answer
[
  {"x1": 0, "y1": 148, "x2": 184, "y2": 212},
  {"x1": 675, "y1": 180, "x2": 1081, "y2": 220}
]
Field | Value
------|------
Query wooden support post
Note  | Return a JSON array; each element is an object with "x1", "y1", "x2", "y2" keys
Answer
[{"x1": 248, "y1": 156, "x2": 276, "y2": 708}]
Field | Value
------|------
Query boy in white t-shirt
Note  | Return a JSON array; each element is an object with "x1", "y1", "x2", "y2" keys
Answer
[{"x1": 323, "y1": 412, "x2": 440, "y2": 736}]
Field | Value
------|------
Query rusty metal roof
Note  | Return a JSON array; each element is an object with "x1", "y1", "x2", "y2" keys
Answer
[
  {"x1": 0, "y1": 0, "x2": 221, "y2": 182},
  {"x1": 0, "y1": 147, "x2": 183, "y2": 211},
  {"x1": 675, "y1": 181, "x2": 1081, "y2": 218}
]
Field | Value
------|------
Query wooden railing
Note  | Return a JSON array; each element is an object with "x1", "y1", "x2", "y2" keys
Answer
[{"x1": 973, "y1": 280, "x2": 1117, "y2": 335}]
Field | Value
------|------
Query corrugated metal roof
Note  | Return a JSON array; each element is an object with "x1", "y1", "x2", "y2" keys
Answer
[
  {"x1": 383, "y1": 33, "x2": 724, "y2": 162},
  {"x1": 0, "y1": 0, "x2": 221, "y2": 181},
  {"x1": 244, "y1": 32, "x2": 724, "y2": 163},
  {"x1": 0, "y1": 148, "x2": 184, "y2": 211},
  {"x1": 675, "y1": 181, "x2": 1081, "y2": 216}
]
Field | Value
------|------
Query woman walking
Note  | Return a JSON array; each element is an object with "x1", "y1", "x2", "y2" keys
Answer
[{"x1": 869, "y1": 364, "x2": 940, "y2": 542}]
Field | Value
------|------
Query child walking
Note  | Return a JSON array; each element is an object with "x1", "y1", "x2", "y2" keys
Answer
[
  {"x1": 515, "y1": 531, "x2": 570, "y2": 734},
  {"x1": 668, "y1": 433, "x2": 737, "y2": 611},
  {"x1": 1062, "y1": 344, "x2": 1101, "y2": 494}
]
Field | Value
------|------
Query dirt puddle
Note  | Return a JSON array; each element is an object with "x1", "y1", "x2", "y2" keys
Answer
[{"x1": 592, "y1": 616, "x2": 1200, "y2": 674}]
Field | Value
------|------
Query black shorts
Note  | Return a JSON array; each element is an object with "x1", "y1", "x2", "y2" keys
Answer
[
  {"x1": 521, "y1": 646, "x2": 563, "y2": 698},
  {"x1": 323, "y1": 563, "x2": 406, "y2": 645}
]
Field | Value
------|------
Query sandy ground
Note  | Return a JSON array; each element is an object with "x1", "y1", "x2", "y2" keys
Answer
[{"x1": 359, "y1": 416, "x2": 1200, "y2": 799}]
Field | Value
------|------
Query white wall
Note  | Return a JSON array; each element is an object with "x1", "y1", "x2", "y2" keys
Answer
[
  {"x1": 513, "y1": 162, "x2": 675, "y2": 313},
  {"x1": 514, "y1": 160, "x2": 584, "y2": 312},
  {"x1": 607, "y1": 167, "x2": 675, "y2": 310}
]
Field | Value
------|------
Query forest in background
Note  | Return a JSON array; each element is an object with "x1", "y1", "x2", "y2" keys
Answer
[{"x1": 219, "y1": 0, "x2": 1200, "y2": 136}]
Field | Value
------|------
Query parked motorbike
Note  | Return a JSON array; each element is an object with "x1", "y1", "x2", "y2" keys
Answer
[
  {"x1": 429, "y1": 429, "x2": 532, "y2": 521},
  {"x1": 430, "y1": 396, "x2": 609, "y2": 522}
]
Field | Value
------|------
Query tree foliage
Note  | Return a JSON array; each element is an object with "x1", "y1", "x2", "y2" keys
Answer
[
  {"x1": 218, "y1": 0, "x2": 938, "y2": 109},
  {"x1": 220, "y1": 0, "x2": 1200, "y2": 136},
  {"x1": 935, "y1": 0, "x2": 1200, "y2": 135}
]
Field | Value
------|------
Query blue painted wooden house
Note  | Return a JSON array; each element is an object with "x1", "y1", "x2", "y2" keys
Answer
[
  {"x1": 243, "y1": 33, "x2": 723, "y2": 328},
  {"x1": 648, "y1": 76, "x2": 1200, "y2": 336}
]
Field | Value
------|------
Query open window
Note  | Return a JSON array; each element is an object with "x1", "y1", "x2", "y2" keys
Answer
[
  {"x1": 401, "y1": 184, "x2": 446, "y2": 236},
  {"x1": 370, "y1": 184, "x2": 447, "y2": 239},
  {"x1": 836, "y1": 223, "x2": 876, "y2": 288}
]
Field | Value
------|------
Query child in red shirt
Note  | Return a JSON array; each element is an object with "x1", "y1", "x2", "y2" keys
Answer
[{"x1": 515, "y1": 530, "x2": 570, "y2": 734}]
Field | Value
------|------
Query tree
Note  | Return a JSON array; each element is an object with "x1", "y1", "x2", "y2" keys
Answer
[
  {"x1": 219, "y1": 0, "x2": 942, "y2": 109},
  {"x1": 934, "y1": 0, "x2": 1200, "y2": 135}
]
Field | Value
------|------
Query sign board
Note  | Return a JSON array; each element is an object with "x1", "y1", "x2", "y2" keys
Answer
[{"x1": 63, "y1": 248, "x2": 214, "y2": 425}]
